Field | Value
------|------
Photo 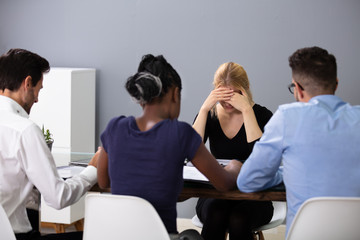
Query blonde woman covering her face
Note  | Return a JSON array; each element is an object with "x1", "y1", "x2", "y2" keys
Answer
[
  {"x1": 193, "y1": 62, "x2": 262, "y2": 143},
  {"x1": 193, "y1": 62, "x2": 274, "y2": 240}
]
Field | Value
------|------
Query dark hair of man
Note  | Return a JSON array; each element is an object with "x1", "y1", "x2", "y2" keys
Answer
[
  {"x1": 0, "y1": 48, "x2": 50, "y2": 91},
  {"x1": 125, "y1": 54, "x2": 182, "y2": 104},
  {"x1": 289, "y1": 46, "x2": 337, "y2": 95}
]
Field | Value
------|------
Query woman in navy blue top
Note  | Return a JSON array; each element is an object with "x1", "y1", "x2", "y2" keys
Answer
[{"x1": 97, "y1": 54, "x2": 242, "y2": 239}]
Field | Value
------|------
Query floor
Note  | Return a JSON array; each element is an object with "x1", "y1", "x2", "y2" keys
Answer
[{"x1": 41, "y1": 218, "x2": 286, "y2": 240}]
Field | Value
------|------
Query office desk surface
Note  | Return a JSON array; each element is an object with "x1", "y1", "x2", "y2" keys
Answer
[
  {"x1": 179, "y1": 181, "x2": 286, "y2": 201},
  {"x1": 91, "y1": 181, "x2": 286, "y2": 202}
]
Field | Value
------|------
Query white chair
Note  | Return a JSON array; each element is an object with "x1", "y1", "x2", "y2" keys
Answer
[
  {"x1": 286, "y1": 197, "x2": 360, "y2": 240},
  {"x1": 83, "y1": 193, "x2": 170, "y2": 240},
  {"x1": 0, "y1": 204, "x2": 16, "y2": 240},
  {"x1": 191, "y1": 214, "x2": 203, "y2": 228},
  {"x1": 253, "y1": 201, "x2": 287, "y2": 240},
  {"x1": 192, "y1": 201, "x2": 287, "y2": 240}
]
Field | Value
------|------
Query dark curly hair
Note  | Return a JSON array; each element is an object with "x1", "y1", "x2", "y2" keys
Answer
[{"x1": 125, "y1": 54, "x2": 181, "y2": 104}]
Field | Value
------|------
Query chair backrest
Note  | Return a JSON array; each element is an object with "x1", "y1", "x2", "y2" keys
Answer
[
  {"x1": 286, "y1": 197, "x2": 360, "y2": 240},
  {"x1": 83, "y1": 193, "x2": 170, "y2": 240},
  {"x1": 0, "y1": 204, "x2": 16, "y2": 240}
]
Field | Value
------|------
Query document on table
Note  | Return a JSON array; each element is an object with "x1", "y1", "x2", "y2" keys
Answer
[
  {"x1": 183, "y1": 165, "x2": 209, "y2": 182},
  {"x1": 183, "y1": 159, "x2": 231, "y2": 182},
  {"x1": 57, "y1": 165, "x2": 85, "y2": 179}
]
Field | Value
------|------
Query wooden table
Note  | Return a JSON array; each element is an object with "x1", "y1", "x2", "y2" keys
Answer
[
  {"x1": 91, "y1": 181, "x2": 286, "y2": 202},
  {"x1": 179, "y1": 181, "x2": 286, "y2": 202}
]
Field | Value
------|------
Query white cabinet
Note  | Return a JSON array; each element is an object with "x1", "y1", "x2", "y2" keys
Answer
[
  {"x1": 30, "y1": 67, "x2": 96, "y2": 153},
  {"x1": 40, "y1": 194, "x2": 86, "y2": 225}
]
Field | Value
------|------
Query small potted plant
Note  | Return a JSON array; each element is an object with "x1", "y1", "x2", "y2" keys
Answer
[{"x1": 42, "y1": 125, "x2": 54, "y2": 151}]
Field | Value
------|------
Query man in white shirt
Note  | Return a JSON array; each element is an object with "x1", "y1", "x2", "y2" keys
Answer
[{"x1": 0, "y1": 48, "x2": 98, "y2": 240}]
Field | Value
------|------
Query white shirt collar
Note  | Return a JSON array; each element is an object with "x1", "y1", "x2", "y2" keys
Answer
[{"x1": 0, "y1": 95, "x2": 29, "y2": 119}]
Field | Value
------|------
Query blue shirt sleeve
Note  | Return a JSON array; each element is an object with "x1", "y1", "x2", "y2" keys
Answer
[{"x1": 237, "y1": 108, "x2": 284, "y2": 192}]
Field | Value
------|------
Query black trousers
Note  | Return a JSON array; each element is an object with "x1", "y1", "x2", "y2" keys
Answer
[
  {"x1": 15, "y1": 231, "x2": 83, "y2": 240},
  {"x1": 196, "y1": 198, "x2": 273, "y2": 240}
]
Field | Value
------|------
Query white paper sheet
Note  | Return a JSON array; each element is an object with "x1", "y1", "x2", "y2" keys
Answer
[
  {"x1": 183, "y1": 159, "x2": 231, "y2": 182},
  {"x1": 183, "y1": 166, "x2": 209, "y2": 182},
  {"x1": 57, "y1": 165, "x2": 85, "y2": 179}
]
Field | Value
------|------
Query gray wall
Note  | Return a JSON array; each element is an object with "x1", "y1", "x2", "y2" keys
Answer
[
  {"x1": 1, "y1": 0, "x2": 360, "y2": 146},
  {"x1": 1, "y1": 0, "x2": 360, "y2": 218}
]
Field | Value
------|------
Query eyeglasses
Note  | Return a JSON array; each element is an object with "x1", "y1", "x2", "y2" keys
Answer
[{"x1": 288, "y1": 82, "x2": 304, "y2": 94}]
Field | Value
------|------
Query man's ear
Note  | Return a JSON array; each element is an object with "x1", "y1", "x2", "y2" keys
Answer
[
  {"x1": 335, "y1": 78, "x2": 339, "y2": 92},
  {"x1": 295, "y1": 82, "x2": 305, "y2": 100},
  {"x1": 23, "y1": 76, "x2": 32, "y2": 90}
]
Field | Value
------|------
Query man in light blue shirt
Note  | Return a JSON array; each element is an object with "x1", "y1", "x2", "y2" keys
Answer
[{"x1": 237, "y1": 46, "x2": 360, "y2": 237}]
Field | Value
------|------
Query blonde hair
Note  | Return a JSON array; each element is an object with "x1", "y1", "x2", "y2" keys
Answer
[
  {"x1": 213, "y1": 62, "x2": 253, "y2": 100},
  {"x1": 211, "y1": 62, "x2": 253, "y2": 116}
]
